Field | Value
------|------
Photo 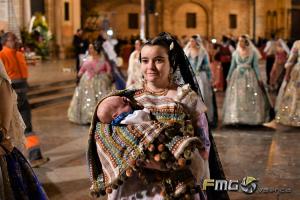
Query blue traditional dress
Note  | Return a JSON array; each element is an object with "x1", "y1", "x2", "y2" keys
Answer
[
  {"x1": 223, "y1": 50, "x2": 270, "y2": 125},
  {"x1": 185, "y1": 48, "x2": 217, "y2": 127}
]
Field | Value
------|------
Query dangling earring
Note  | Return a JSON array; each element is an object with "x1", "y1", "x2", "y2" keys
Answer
[{"x1": 168, "y1": 68, "x2": 174, "y2": 85}]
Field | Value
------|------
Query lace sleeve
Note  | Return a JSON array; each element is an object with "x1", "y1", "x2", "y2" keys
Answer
[{"x1": 175, "y1": 84, "x2": 210, "y2": 153}]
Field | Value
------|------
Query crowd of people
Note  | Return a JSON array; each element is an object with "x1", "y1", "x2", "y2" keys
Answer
[{"x1": 0, "y1": 27, "x2": 299, "y2": 199}]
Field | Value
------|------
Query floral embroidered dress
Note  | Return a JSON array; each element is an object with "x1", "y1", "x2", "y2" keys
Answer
[
  {"x1": 68, "y1": 55, "x2": 113, "y2": 124},
  {"x1": 223, "y1": 50, "x2": 270, "y2": 125},
  {"x1": 276, "y1": 40, "x2": 300, "y2": 126}
]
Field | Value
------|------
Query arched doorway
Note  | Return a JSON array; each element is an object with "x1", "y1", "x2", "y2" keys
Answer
[{"x1": 173, "y1": 2, "x2": 208, "y2": 38}]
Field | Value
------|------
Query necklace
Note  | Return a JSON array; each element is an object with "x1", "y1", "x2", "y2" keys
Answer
[{"x1": 144, "y1": 84, "x2": 168, "y2": 96}]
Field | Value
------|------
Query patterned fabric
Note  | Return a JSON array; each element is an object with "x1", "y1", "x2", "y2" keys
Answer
[
  {"x1": 0, "y1": 147, "x2": 48, "y2": 200},
  {"x1": 87, "y1": 89, "x2": 204, "y2": 198},
  {"x1": 276, "y1": 41, "x2": 300, "y2": 126}
]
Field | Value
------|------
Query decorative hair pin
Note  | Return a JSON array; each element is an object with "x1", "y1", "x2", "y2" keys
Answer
[{"x1": 169, "y1": 42, "x2": 174, "y2": 50}]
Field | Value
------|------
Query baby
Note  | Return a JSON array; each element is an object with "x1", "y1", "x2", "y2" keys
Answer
[
  {"x1": 95, "y1": 95, "x2": 206, "y2": 198},
  {"x1": 97, "y1": 95, "x2": 151, "y2": 125}
]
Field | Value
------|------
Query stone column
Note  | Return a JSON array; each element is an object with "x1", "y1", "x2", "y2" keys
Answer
[
  {"x1": 73, "y1": 0, "x2": 81, "y2": 33},
  {"x1": 255, "y1": 0, "x2": 266, "y2": 39},
  {"x1": 23, "y1": 0, "x2": 31, "y2": 28}
]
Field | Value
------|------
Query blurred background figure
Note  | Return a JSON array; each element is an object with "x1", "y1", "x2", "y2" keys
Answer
[
  {"x1": 275, "y1": 40, "x2": 300, "y2": 127},
  {"x1": 0, "y1": 32, "x2": 49, "y2": 167},
  {"x1": 219, "y1": 35, "x2": 235, "y2": 90},
  {"x1": 223, "y1": 35, "x2": 271, "y2": 125},
  {"x1": 264, "y1": 33, "x2": 277, "y2": 85},
  {"x1": 126, "y1": 39, "x2": 143, "y2": 89},
  {"x1": 210, "y1": 42, "x2": 225, "y2": 92},
  {"x1": 184, "y1": 35, "x2": 218, "y2": 127},
  {"x1": 73, "y1": 28, "x2": 86, "y2": 84},
  {"x1": 68, "y1": 42, "x2": 113, "y2": 124},
  {"x1": 270, "y1": 39, "x2": 290, "y2": 93}
]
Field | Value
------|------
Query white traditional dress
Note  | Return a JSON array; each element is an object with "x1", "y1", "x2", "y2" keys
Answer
[
  {"x1": 126, "y1": 50, "x2": 143, "y2": 89},
  {"x1": 275, "y1": 40, "x2": 300, "y2": 126}
]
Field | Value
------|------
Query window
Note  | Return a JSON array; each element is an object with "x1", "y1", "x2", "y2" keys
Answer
[
  {"x1": 30, "y1": 0, "x2": 45, "y2": 14},
  {"x1": 229, "y1": 14, "x2": 237, "y2": 29},
  {"x1": 64, "y1": 2, "x2": 70, "y2": 21},
  {"x1": 128, "y1": 13, "x2": 139, "y2": 29},
  {"x1": 186, "y1": 13, "x2": 196, "y2": 28}
]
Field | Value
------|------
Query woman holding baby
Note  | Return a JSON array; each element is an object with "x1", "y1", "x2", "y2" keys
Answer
[{"x1": 88, "y1": 33, "x2": 229, "y2": 200}]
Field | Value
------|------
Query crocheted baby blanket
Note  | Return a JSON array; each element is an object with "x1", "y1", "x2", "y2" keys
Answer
[{"x1": 87, "y1": 89, "x2": 204, "y2": 196}]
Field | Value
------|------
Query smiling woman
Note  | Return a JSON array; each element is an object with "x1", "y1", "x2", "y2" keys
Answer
[{"x1": 88, "y1": 32, "x2": 230, "y2": 200}]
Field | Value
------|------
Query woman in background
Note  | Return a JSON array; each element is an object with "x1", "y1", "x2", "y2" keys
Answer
[
  {"x1": 270, "y1": 39, "x2": 289, "y2": 92},
  {"x1": 126, "y1": 39, "x2": 143, "y2": 89},
  {"x1": 275, "y1": 40, "x2": 300, "y2": 127},
  {"x1": 68, "y1": 42, "x2": 113, "y2": 124},
  {"x1": 184, "y1": 35, "x2": 218, "y2": 127},
  {"x1": 223, "y1": 35, "x2": 271, "y2": 125}
]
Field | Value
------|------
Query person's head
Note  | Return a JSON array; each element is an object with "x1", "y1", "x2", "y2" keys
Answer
[
  {"x1": 89, "y1": 41, "x2": 102, "y2": 56},
  {"x1": 238, "y1": 35, "x2": 250, "y2": 48},
  {"x1": 139, "y1": 32, "x2": 183, "y2": 88},
  {"x1": 134, "y1": 39, "x2": 143, "y2": 51},
  {"x1": 189, "y1": 35, "x2": 202, "y2": 48},
  {"x1": 271, "y1": 33, "x2": 276, "y2": 40},
  {"x1": 222, "y1": 35, "x2": 229, "y2": 43},
  {"x1": 77, "y1": 29, "x2": 83, "y2": 36},
  {"x1": 1, "y1": 32, "x2": 18, "y2": 49},
  {"x1": 139, "y1": 32, "x2": 200, "y2": 94},
  {"x1": 97, "y1": 96, "x2": 133, "y2": 123}
]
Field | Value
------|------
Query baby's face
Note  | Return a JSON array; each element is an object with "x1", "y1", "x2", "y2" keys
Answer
[
  {"x1": 108, "y1": 96, "x2": 132, "y2": 118},
  {"x1": 98, "y1": 96, "x2": 133, "y2": 123}
]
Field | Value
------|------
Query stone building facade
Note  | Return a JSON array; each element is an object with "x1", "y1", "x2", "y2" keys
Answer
[{"x1": 1, "y1": 0, "x2": 299, "y2": 58}]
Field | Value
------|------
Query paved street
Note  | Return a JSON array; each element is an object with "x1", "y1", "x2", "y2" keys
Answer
[{"x1": 28, "y1": 60, "x2": 300, "y2": 200}]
